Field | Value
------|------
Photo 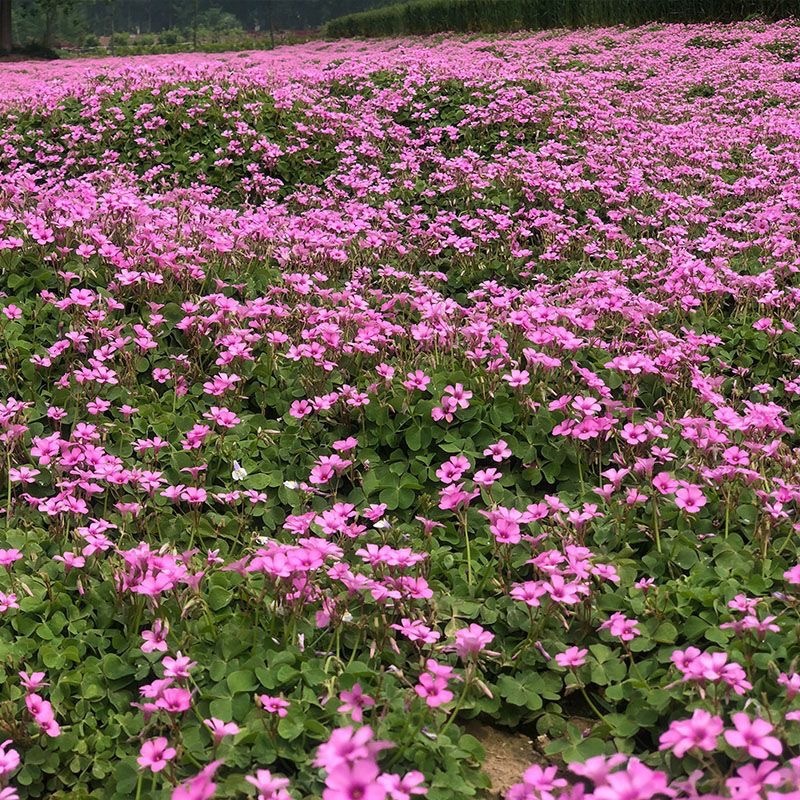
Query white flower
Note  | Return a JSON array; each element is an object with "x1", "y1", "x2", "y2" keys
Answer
[
  {"x1": 373, "y1": 519, "x2": 392, "y2": 530},
  {"x1": 283, "y1": 480, "x2": 300, "y2": 490},
  {"x1": 231, "y1": 461, "x2": 247, "y2": 481}
]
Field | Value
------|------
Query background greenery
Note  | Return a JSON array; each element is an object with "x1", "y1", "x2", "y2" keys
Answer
[
  {"x1": 4, "y1": 0, "x2": 798, "y2": 54},
  {"x1": 325, "y1": 0, "x2": 798, "y2": 38}
]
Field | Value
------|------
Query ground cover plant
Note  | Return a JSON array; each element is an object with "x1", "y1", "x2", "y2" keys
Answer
[{"x1": 1, "y1": 19, "x2": 800, "y2": 800}]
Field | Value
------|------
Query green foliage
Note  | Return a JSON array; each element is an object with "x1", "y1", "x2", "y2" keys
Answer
[
  {"x1": 158, "y1": 28, "x2": 180, "y2": 45},
  {"x1": 325, "y1": 0, "x2": 799, "y2": 38},
  {"x1": 196, "y1": 7, "x2": 242, "y2": 34}
]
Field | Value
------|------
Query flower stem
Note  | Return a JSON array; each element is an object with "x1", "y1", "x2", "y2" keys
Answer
[
  {"x1": 4, "y1": 451, "x2": 11, "y2": 530},
  {"x1": 460, "y1": 510, "x2": 473, "y2": 590},
  {"x1": 652, "y1": 501, "x2": 661, "y2": 554},
  {"x1": 439, "y1": 676, "x2": 471, "y2": 739}
]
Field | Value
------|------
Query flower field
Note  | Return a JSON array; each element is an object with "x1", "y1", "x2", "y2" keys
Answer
[{"x1": 1, "y1": 19, "x2": 800, "y2": 800}]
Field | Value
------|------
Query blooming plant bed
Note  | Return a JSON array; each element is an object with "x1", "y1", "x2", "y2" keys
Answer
[{"x1": 0, "y1": 20, "x2": 800, "y2": 800}]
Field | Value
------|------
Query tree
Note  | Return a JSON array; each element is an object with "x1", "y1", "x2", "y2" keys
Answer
[{"x1": 0, "y1": 0, "x2": 11, "y2": 52}]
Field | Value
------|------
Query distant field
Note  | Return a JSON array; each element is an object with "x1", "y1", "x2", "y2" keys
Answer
[{"x1": 0, "y1": 21, "x2": 799, "y2": 800}]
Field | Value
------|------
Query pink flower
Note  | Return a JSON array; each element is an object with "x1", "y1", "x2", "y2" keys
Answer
[
  {"x1": 323, "y1": 759, "x2": 386, "y2": 800},
  {"x1": 414, "y1": 672, "x2": 453, "y2": 708},
  {"x1": 437, "y1": 482, "x2": 479, "y2": 511},
  {"x1": 245, "y1": 769, "x2": 292, "y2": 800},
  {"x1": 171, "y1": 760, "x2": 222, "y2": 800},
  {"x1": 0, "y1": 549, "x2": 22, "y2": 568},
  {"x1": 402, "y1": 371, "x2": 430, "y2": 391},
  {"x1": 435, "y1": 455, "x2": 471, "y2": 484},
  {"x1": 413, "y1": 660, "x2": 456, "y2": 707},
  {"x1": 509, "y1": 581, "x2": 547, "y2": 607},
  {"x1": 180, "y1": 487, "x2": 208, "y2": 505},
  {"x1": 724, "y1": 446, "x2": 750, "y2": 466},
  {"x1": 137, "y1": 737, "x2": 177, "y2": 772},
  {"x1": 652, "y1": 472, "x2": 678, "y2": 495},
  {"x1": 338, "y1": 684, "x2": 376, "y2": 723},
  {"x1": 502, "y1": 369, "x2": 530, "y2": 388},
  {"x1": 141, "y1": 620, "x2": 169, "y2": 653},
  {"x1": 483, "y1": 440, "x2": 512, "y2": 462},
  {"x1": 163, "y1": 652, "x2": 197, "y2": 679},
  {"x1": 0, "y1": 740, "x2": 20, "y2": 777},
  {"x1": 289, "y1": 400, "x2": 313, "y2": 419},
  {"x1": 567, "y1": 754, "x2": 627, "y2": 786},
  {"x1": 204, "y1": 718, "x2": 240, "y2": 744},
  {"x1": 724, "y1": 713, "x2": 783, "y2": 759},
  {"x1": 19, "y1": 671, "x2": 47, "y2": 693},
  {"x1": 25, "y1": 694, "x2": 60, "y2": 737},
  {"x1": 591, "y1": 759, "x2": 671, "y2": 800},
  {"x1": 391, "y1": 619, "x2": 440, "y2": 645},
  {"x1": 779, "y1": 672, "x2": 800, "y2": 700},
  {"x1": 542, "y1": 575, "x2": 584, "y2": 605},
  {"x1": 315, "y1": 726, "x2": 392, "y2": 772},
  {"x1": 443, "y1": 383, "x2": 472, "y2": 409},
  {"x1": 572, "y1": 396, "x2": 601, "y2": 416},
  {"x1": 784, "y1": 564, "x2": 800, "y2": 584},
  {"x1": 473, "y1": 468, "x2": 502, "y2": 487},
  {"x1": 53, "y1": 551, "x2": 85, "y2": 572},
  {"x1": 555, "y1": 647, "x2": 588, "y2": 668},
  {"x1": 517, "y1": 765, "x2": 567, "y2": 800},
  {"x1": 203, "y1": 406, "x2": 240, "y2": 429},
  {"x1": 674, "y1": 485, "x2": 707, "y2": 514},
  {"x1": 726, "y1": 761, "x2": 783, "y2": 796},
  {"x1": 659, "y1": 709, "x2": 723, "y2": 757},
  {"x1": 0, "y1": 591, "x2": 19, "y2": 612},
  {"x1": 258, "y1": 695, "x2": 290, "y2": 717},
  {"x1": 453, "y1": 624, "x2": 494, "y2": 660},
  {"x1": 155, "y1": 687, "x2": 192, "y2": 714},
  {"x1": 378, "y1": 771, "x2": 427, "y2": 800},
  {"x1": 671, "y1": 648, "x2": 752, "y2": 694},
  {"x1": 8, "y1": 468, "x2": 39, "y2": 485},
  {"x1": 599, "y1": 612, "x2": 640, "y2": 642}
]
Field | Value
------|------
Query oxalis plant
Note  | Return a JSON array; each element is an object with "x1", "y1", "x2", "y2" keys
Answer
[{"x1": 0, "y1": 18, "x2": 798, "y2": 800}]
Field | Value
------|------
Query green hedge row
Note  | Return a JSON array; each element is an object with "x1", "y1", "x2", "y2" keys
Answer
[{"x1": 325, "y1": 0, "x2": 797, "y2": 37}]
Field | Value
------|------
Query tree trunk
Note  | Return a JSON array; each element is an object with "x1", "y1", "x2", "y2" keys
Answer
[
  {"x1": 268, "y1": 0, "x2": 274, "y2": 47},
  {"x1": 0, "y1": 0, "x2": 12, "y2": 54},
  {"x1": 44, "y1": 4, "x2": 55, "y2": 49}
]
